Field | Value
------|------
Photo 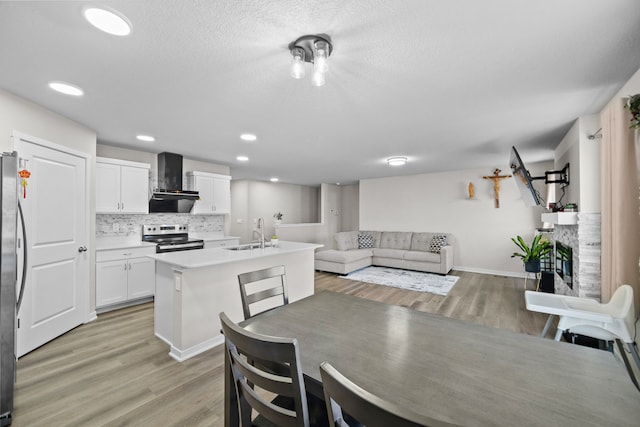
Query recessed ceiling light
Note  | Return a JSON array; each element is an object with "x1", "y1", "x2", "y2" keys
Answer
[
  {"x1": 83, "y1": 7, "x2": 131, "y2": 36},
  {"x1": 240, "y1": 133, "x2": 257, "y2": 141},
  {"x1": 270, "y1": 177, "x2": 279, "y2": 182},
  {"x1": 48, "y1": 81, "x2": 84, "y2": 96},
  {"x1": 387, "y1": 157, "x2": 408, "y2": 166},
  {"x1": 236, "y1": 156, "x2": 249, "y2": 161},
  {"x1": 136, "y1": 134, "x2": 155, "y2": 142}
]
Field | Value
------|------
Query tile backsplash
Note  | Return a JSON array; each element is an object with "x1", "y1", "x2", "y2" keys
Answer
[{"x1": 97, "y1": 214, "x2": 224, "y2": 237}]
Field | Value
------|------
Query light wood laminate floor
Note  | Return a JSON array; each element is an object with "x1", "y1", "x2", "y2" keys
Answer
[{"x1": 13, "y1": 271, "x2": 555, "y2": 426}]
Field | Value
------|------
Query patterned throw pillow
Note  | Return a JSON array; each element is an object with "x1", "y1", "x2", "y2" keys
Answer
[
  {"x1": 358, "y1": 234, "x2": 374, "y2": 249},
  {"x1": 428, "y1": 235, "x2": 448, "y2": 254}
]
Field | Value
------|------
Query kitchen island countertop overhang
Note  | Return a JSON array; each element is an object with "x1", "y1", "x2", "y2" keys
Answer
[{"x1": 147, "y1": 241, "x2": 322, "y2": 362}]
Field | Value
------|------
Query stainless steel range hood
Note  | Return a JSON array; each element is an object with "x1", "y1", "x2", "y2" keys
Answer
[{"x1": 149, "y1": 152, "x2": 199, "y2": 213}]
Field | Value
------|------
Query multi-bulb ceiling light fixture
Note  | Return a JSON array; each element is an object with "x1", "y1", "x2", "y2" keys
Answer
[{"x1": 289, "y1": 34, "x2": 333, "y2": 86}]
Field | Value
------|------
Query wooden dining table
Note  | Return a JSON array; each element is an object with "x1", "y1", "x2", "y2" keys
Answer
[{"x1": 225, "y1": 291, "x2": 640, "y2": 426}]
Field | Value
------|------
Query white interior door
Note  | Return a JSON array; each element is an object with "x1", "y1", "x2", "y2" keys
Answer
[{"x1": 14, "y1": 133, "x2": 89, "y2": 357}]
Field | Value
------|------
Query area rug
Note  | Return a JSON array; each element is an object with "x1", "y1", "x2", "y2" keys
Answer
[{"x1": 340, "y1": 266, "x2": 459, "y2": 296}]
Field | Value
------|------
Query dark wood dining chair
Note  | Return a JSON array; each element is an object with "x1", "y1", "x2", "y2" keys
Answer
[
  {"x1": 220, "y1": 312, "x2": 310, "y2": 427},
  {"x1": 238, "y1": 265, "x2": 288, "y2": 319},
  {"x1": 319, "y1": 362, "x2": 458, "y2": 427}
]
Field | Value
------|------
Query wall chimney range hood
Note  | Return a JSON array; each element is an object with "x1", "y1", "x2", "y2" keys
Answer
[{"x1": 149, "y1": 152, "x2": 199, "y2": 213}]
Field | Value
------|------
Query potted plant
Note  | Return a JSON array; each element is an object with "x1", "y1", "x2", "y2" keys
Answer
[
  {"x1": 511, "y1": 234, "x2": 552, "y2": 273},
  {"x1": 271, "y1": 235, "x2": 279, "y2": 246},
  {"x1": 273, "y1": 212, "x2": 283, "y2": 225}
]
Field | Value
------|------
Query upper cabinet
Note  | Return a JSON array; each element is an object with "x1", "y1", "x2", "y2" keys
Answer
[
  {"x1": 186, "y1": 171, "x2": 231, "y2": 214},
  {"x1": 96, "y1": 157, "x2": 150, "y2": 214}
]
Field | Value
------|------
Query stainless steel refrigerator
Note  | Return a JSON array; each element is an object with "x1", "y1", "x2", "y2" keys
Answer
[{"x1": 0, "y1": 152, "x2": 27, "y2": 427}]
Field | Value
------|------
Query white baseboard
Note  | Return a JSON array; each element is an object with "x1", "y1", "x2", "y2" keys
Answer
[
  {"x1": 169, "y1": 335, "x2": 225, "y2": 362},
  {"x1": 453, "y1": 265, "x2": 529, "y2": 279}
]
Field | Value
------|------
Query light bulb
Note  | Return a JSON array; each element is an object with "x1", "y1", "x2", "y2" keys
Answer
[
  {"x1": 314, "y1": 41, "x2": 329, "y2": 73},
  {"x1": 311, "y1": 69, "x2": 325, "y2": 87},
  {"x1": 290, "y1": 51, "x2": 305, "y2": 79}
]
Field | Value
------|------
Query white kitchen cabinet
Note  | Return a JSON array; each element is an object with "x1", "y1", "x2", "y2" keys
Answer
[
  {"x1": 96, "y1": 157, "x2": 150, "y2": 214},
  {"x1": 96, "y1": 246, "x2": 156, "y2": 310},
  {"x1": 204, "y1": 238, "x2": 239, "y2": 248},
  {"x1": 186, "y1": 171, "x2": 231, "y2": 214}
]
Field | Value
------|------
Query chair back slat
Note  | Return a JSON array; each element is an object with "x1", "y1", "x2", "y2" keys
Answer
[
  {"x1": 319, "y1": 362, "x2": 459, "y2": 427},
  {"x1": 221, "y1": 312, "x2": 309, "y2": 427},
  {"x1": 238, "y1": 265, "x2": 289, "y2": 319}
]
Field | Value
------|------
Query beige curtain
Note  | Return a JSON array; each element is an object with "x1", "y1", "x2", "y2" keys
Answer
[{"x1": 600, "y1": 98, "x2": 640, "y2": 312}]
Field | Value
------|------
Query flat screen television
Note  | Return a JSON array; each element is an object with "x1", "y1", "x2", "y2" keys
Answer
[{"x1": 509, "y1": 146, "x2": 541, "y2": 207}]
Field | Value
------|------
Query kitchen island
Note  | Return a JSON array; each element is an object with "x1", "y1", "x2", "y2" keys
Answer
[{"x1": 147, "y1": 241, "x2": 322, "y2": 361}]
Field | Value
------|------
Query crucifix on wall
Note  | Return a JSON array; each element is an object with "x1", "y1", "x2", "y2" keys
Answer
[{"x1": 483, "y1": 168, "x2": 511, "y2": 208}]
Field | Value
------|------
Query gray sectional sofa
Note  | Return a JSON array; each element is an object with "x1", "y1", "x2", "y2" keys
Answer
[{"x1": 314, "y1": 231, "x2": 454, "y2": 275}]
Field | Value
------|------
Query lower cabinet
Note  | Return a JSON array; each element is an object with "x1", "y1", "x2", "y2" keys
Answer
[{"x1": 96, "y1": 246, "x2": 156, "y2": 310}]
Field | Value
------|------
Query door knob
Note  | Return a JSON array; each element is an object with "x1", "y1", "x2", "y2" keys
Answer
[{"x1": 78, "y1": 246, "x2": 87, "y2": 253}]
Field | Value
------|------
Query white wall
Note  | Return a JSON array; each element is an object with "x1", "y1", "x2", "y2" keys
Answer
[
  {"x1": 230, "y1": 180, "x2": 319, "y2": 242},
  {"x1": 275, "y1": 183, "x2": 342, "y2": 249},
  {"x1": 360, "y1": 162, "x2": 552, "y2": 276},
  {"x1": 0, "y1": 88, "x2": 98, "y2": 309},
  {"x1": 96, "y1": 144, "x2": 231, "y2": 184},
  {"x1": 340, "y1": 183, "x2": 359, "y2": 231},
  {"x1": 554, "y1": 115, "x2": 601, "y2": 213}
]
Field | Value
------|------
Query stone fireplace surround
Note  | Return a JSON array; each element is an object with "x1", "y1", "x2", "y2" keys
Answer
[{"x1": 552, "y1": 213, "x2": 601, "y2": 299}]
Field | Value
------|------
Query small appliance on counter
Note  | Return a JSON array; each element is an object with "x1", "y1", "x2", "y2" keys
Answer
[{"x1": 142, "y1": 224, "x2": 204, "y2": 253}]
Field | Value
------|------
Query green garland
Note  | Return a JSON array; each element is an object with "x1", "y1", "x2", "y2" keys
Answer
[{"x1": 627, "y1": 94, "x2": 640, "y2": 129}]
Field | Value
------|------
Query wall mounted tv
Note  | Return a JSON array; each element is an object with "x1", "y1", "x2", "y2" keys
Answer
[{"x1": 509, "y1": 146, "x2": 570, "y2": 207}]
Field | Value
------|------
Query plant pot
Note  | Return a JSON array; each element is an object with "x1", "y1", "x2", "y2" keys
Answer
[{"x1": 524, "y1": 260, "x2": 541, "y2": 273}]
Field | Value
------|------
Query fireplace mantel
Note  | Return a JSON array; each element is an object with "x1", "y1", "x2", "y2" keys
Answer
[{"x1": 541, "y1": 212, "x2": 578, "y2": 225}]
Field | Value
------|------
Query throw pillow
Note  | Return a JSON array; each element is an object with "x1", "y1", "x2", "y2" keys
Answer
[
  {"x1": 358, "y1": 234, "x2": 374, "y2": 249},
  {"x1": 428, "y1": 235, "x2": 448, "y2": 254}
]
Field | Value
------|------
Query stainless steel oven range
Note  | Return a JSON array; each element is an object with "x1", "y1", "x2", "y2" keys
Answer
[{"x1": 142, "y1": 224, "x2": 204, "y2": 253}]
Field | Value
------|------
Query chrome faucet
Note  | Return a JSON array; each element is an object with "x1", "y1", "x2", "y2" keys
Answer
[{"x1": 253, "y1": 217, "x2": 265, "y2": 248}]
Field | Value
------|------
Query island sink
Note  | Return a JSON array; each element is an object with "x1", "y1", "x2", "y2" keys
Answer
[{"x1": 224, "y1": 242, "x2": 273, "y2": 251}]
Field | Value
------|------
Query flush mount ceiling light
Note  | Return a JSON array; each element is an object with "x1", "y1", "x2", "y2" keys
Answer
[
  {"x1": 387, "y1": 157, "x2": 408, "y2": 166},
  {"x1": 240, "y1": 133, "x2": 257, "y2": 141},
  {"x1": 236, "y1": 156, "x2": 249, "y2": 162},
  {"x1": 289, "y1": 34, "x2": 333, "y2": 87},
  {"x1": 83, "y1": 7, "x2": 131, "y2": 36},
  {"x1": 48, "y1": 81, "x2": 84, "y2": 96},
  {"x1": 136, "y1": 134, "x2": 155, "y2": 142},
  {"x1": 270, "y1": 177, "x2": 279, "y2": 182}
]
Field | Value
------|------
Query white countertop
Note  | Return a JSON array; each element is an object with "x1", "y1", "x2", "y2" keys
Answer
[
  {"x1": 95, "y1": 237, "x2": 157, "y2": 251},
  {"x1": 189, "y1": 232, "x2": 240, "y2": 241},
  {"x1": 146, "y1": 241, "x2": 322, "y2": 269},
  {"x1": 96, "y1": 234, "x2": 240, "y2": 251}
]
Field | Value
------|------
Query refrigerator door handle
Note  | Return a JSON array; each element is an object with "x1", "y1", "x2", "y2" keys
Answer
[{"x1": 16, "y1": 200, "x2": 27, "y2": 312}]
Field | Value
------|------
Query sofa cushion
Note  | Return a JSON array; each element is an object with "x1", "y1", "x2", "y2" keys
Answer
[
  {"x1": 410, "y1": 232, "x2": 434, "y2": 252},
  {"x1": 379, "y1": 232, "x2": 413, "y2": 250},
  {"x1": 372, "y1": 248, "x2": 407, "y2": 259},
  {"x1": 334, "y1": 231, "x2": 359, "y2": 251},
  {"x1": 428, "y1": 235, "x2": 448, "y2": 254},
  {"x1": 358, "y1": 234, "x2": 375, "y2": 249},
  {"x1": 404, "y1": 250, "x2": 441, "y2": 263},
  {"x1": 315, "y1": 249, "x2": 373, "y2": 263}
]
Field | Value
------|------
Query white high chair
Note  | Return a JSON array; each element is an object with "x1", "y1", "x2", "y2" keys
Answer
[{"x1": 525, "y1": 285, "x2": 639, "y2": 389}]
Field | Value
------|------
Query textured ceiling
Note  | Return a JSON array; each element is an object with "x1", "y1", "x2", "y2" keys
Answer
[{"x1": 1, "y1": 0, "x2": 639, "y2": 185}]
